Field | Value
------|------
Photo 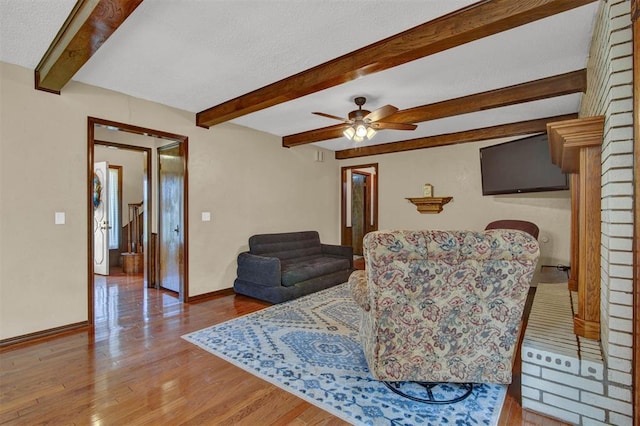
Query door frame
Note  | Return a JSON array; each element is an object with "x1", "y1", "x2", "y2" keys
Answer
[
  {"x1": 87, "y1": 117, "x2": 189, "y2": 325},
  {"x1": 157, "y1": 141, "x2": 189, "y2": 300},
  {"x1": 341, "y1": 163, "x2": 378, "y2": 247}
]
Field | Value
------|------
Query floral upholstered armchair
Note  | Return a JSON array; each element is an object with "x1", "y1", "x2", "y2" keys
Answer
[{"x1": 349, "y1": 229, "x2": 539, "y2": 399}]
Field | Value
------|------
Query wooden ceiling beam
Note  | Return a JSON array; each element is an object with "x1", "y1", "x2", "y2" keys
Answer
[
  {"x1": 283, "y1": 69, "x2": 586, "y2": 147},
  {"x1": 196, "y1": 0, "x2": 596, "y2": 128},
  {"x1": 334, "y1": 113, "x2": 578, "y2": 159},
  {"x1": 35, "y1": 0, "x2": 143, "y2": 94}
]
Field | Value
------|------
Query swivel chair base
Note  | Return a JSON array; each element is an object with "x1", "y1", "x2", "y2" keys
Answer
[{"x1": 383, "y1": 381, "x2": 473, "y2": 404}]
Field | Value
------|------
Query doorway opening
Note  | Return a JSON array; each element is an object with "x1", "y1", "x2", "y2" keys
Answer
[
  {"x1": 87, "y1": 117, "x2": 189, "y2": 324},
  {"x1": 341, "y1": 163, "x2": 379, "y2": 256},
  {"x1": 93, "y1": 145, "x2": 149, "y2": 278}
]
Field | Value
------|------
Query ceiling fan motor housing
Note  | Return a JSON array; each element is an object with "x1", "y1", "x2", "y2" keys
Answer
[{"x1": 348, "y1": 109, "x2": 370, "y2": 121}]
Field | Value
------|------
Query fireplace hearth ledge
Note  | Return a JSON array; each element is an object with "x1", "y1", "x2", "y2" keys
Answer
[{"x1": 521, "y1": 283, "x2": 633, "y2": 424}]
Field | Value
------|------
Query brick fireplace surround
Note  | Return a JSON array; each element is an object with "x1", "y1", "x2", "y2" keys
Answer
[{"x1": 520, "y1": 1, "x2": 636, "y2": 424}]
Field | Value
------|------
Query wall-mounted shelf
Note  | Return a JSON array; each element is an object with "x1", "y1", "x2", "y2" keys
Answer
[{"x1": 406, "y1": 196, "x2": 452, "y2": 214}]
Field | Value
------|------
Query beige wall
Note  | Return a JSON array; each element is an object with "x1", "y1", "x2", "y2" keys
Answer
[
  {"x1": 0, "y1": 59, "x2": 573, "y2": 341},
  {"x1": 339, "y1": 136, "x2": 572, "y2": 267},
  {"x1": 0, "y1": 62, "x2": 338, "y2": 340}
]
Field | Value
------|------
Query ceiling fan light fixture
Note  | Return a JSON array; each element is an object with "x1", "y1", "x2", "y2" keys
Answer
[
  {"x1": 366, "y1": 126, "x2": 377, "y2": 139},
  {"x1": 355, "y1": 122, "x2": 368, "y2": 138},
  {"x1": 343, "y1": 127, "x2": 356, "y2": 140},
  {"x1": 343, "y1": 122, "x2": 375, "y2": 142}
]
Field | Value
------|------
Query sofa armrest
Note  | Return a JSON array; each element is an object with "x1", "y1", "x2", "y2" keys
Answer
[
  {"x1": 348, "y1": 270, "x2": 370, "y2": 311},
  {"x1": 236, "y1": 252, "x2": 281, "y2": 287},
  {"x1": 321, "y1": 243, "x2": 353, "y2": 268}
]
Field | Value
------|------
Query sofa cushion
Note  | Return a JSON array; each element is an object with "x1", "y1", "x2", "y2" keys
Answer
[
  {"x1": 281, "y1": 255, "x2": 350, "y2": 287},
  {"x1": 249, "y1": 231, "x2": 322, "y2": 260}
]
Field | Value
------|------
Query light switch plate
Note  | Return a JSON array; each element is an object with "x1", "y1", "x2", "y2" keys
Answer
[
  {"x1": 201, "y1": 212, "x2": 211, "y2": 222},
  {"x1": 55, "y1": 212, "x2": 65, "y2": 225}
]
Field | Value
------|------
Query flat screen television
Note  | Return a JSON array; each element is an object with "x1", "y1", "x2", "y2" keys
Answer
[{"x1": 479, "y1": 133, "x2": 569, "y2": 195}]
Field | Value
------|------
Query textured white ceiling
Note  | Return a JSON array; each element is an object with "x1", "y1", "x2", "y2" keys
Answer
[
  {"x1": 0, "y1": 0, "x2": 77, "y2": 68},
  {"x1": 0, "y1": 0, "x2": 599, "y2": 152}
]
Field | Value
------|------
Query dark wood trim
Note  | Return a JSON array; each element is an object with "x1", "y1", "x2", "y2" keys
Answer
[
  {"x1": 33, "y1": 70, "x2": 60, "y2": 94},
  {"x1": 340, "y1": 164, "x2": 378, "y2": 248},
  {"x1": 335, "y1": 113, "x2": 578, "y2": 159},
  {"x1": 187, "y1": 288, "x2": 236, "y2": 304},
  {"x1": 630, "y1": 0, "x2": 639, "y2": 421},
  {"x1": 196, "y1": 0, "x2": 596, "y2": 128},
  {"x1": 35, "y1": 0, "x2": 143, "y2": 93},
  {"x1": 87, "y1": 119, "x2": 95, "y2": 325},
  {"x1": 181, "y1": 140, "x2": 190, "y2": 302},
  {"x1": 283, "y1": 69, "x2": 587, "y2": 147},
  {"x1": 0, "y1": 321, "x2": 90, "y2": 350},
  {"x1": 341, "y1": 167, "x2": 350, "y2": 246},
  {"x1": 283, "y1": 124, "x2": 349, "y2": 148},
  {"x1": 91, "y1": 118, "x2": 188, "y2": 143}
]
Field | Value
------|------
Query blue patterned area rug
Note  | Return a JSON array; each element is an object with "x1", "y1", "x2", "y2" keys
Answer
[{"x1": 183, "y1": 284, "x2": 506, "y2": 425}]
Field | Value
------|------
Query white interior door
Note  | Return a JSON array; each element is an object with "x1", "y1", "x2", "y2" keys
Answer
[{"x1": 94, "y1": 161, "x2": 110, "y2": 275}]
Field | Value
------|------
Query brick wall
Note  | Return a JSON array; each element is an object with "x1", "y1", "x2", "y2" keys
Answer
[{"x1": 579, "y1": 0, "x2": 635, "y2": 388}]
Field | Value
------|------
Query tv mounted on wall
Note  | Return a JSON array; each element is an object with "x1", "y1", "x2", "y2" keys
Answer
[{"x1": 479, "y1": 133, "x2": 569, "y2": 195}]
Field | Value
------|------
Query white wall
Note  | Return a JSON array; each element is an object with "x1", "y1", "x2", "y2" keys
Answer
[
  {"x1": 0, "y1": 62, "x2": 338, "y2": 340},
  {"x1": 339, "y1": 136, "x2": 572, "y2": 267}
]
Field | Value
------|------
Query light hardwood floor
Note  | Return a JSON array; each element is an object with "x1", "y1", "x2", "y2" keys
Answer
[{"x1": 1, "y1": 268, "x2": 568, "y2": 425}]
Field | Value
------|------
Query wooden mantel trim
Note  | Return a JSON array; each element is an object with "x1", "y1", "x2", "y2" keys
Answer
[
  {"x1": 35, "y1": 0, "x2": 143, "y2": 94},
  {"x1": 196, "y1": 0, "x2": 597, "y2": 128},
  {"x1": 546, "y1": 115, "x2": 605, "y2": 172},
  {"x1": 547, "y1": 116, "x2": 604, "y2": 340}
]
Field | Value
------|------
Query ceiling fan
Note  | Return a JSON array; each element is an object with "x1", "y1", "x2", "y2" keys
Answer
[{"x1": 313, "y1": 97, "x2": 417, "y2": 142}]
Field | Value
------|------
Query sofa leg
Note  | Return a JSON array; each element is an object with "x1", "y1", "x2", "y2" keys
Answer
[{"x1": 383, "y1": 381, "x2": 473, "y2": 404}]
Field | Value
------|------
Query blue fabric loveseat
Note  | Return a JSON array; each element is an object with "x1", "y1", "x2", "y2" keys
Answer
[{"x1": 233, "y1": 231, "x2": 353, "y2": 303}]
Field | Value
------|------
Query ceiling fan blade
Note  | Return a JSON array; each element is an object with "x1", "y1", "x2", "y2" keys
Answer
[
  {"x1": 371, "y1": 122, "x2": 418, "y2": 131},
  {"x1": 365, "y1": 104, "x2": 398, "y2": 122},
  {"x1": 312, "y1": 112, "x2": 348, "y2": 122}
]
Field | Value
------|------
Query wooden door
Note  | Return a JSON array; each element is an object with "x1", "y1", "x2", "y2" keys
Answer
[
  {"x1": 158, "y1": 144, "x2": 184, "y2": 295},
  {"x1": 93, "y1": 161, "x2": 110, "y2": 275},
  {"x1": 341, "y1": 164, "x2": 378, "y2": 252},
  {"x1": 351, "y1": 172, "x2": 370, "y2": 255}
]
